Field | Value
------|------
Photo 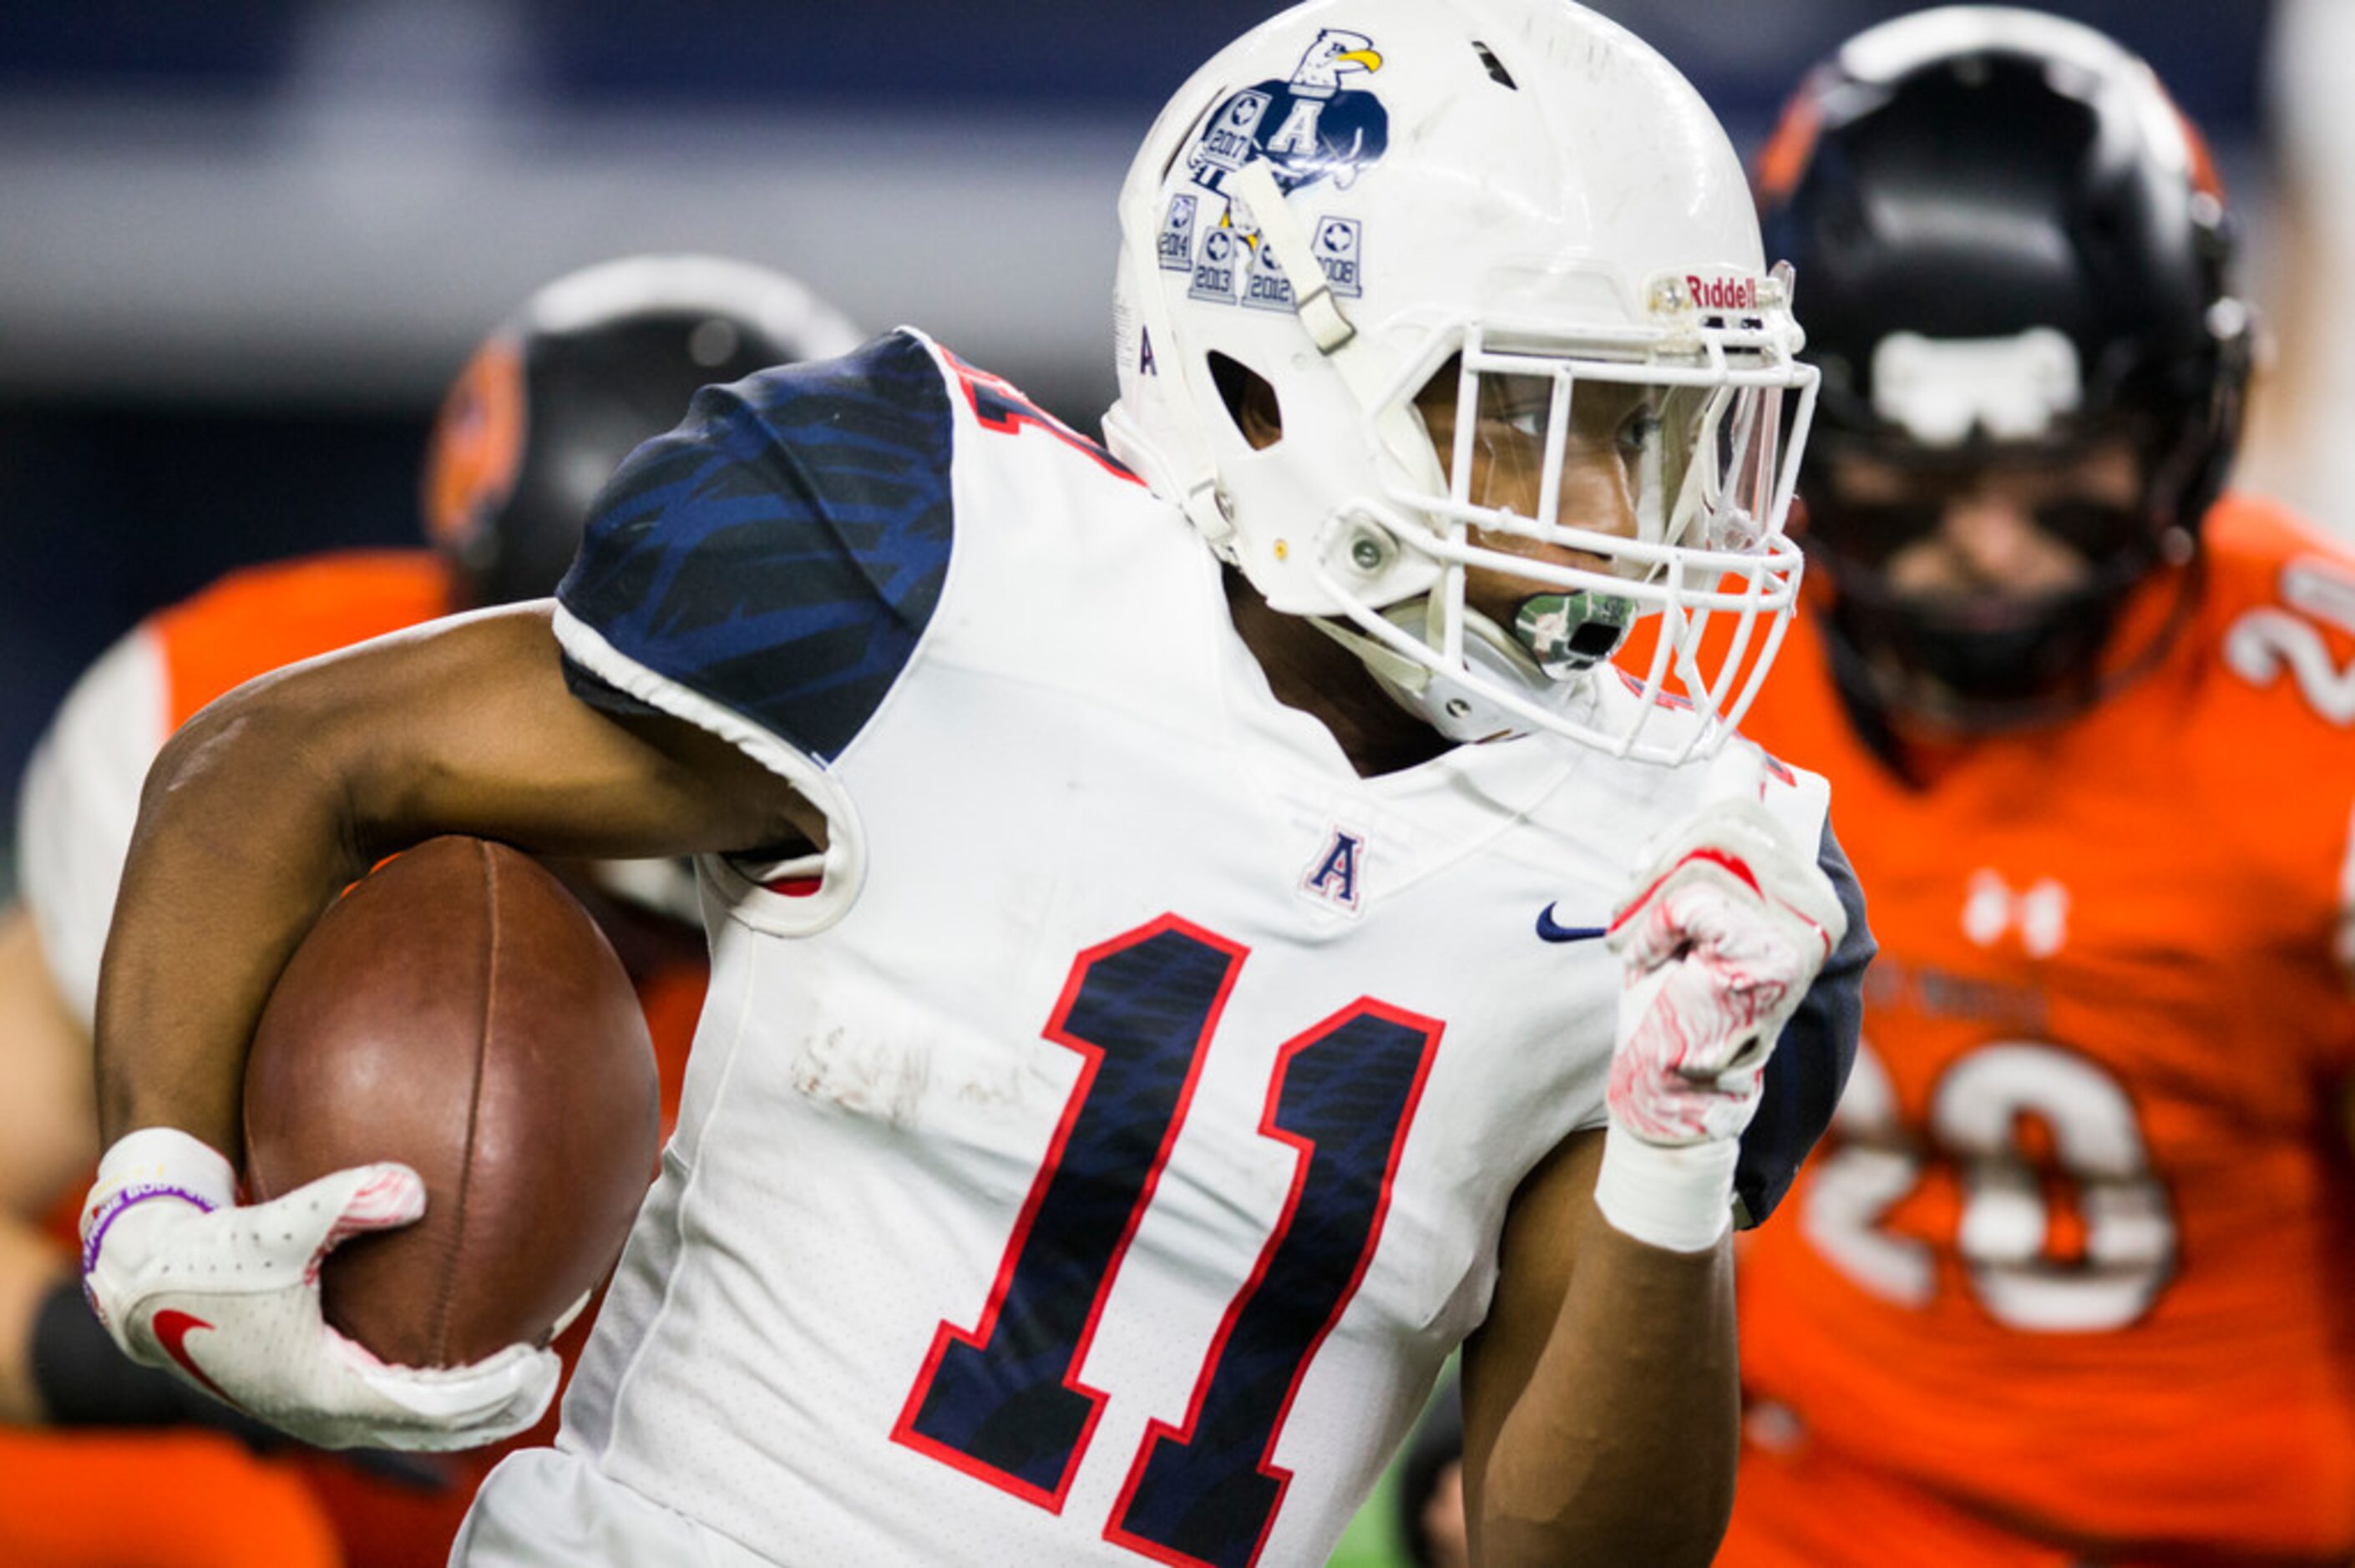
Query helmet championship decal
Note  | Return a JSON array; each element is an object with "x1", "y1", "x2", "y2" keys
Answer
[{"x1": 1166, "y1": 28, "x2": 1390, "y2": 311}]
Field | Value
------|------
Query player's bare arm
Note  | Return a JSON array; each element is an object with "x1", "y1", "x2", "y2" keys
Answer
[
  {"x1": 94, "y1": 601, "x2": 816, "y2": 1157},
  {"x1": 78, "y1": 603, "x2": 814, "y2": 1454},
  {"x1": 1456, "y1": 791, "x2": 1849, "y2": 1565},
  {"x1": 1461, "y1": 1130, "x2": 1737, "y2": 1566}
]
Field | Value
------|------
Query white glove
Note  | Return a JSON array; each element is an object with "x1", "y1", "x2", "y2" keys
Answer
[
  {"x1": 79, "y1": 1127, "x2": 559, "y2": 1452},
  {"x1": 1593, "y1": 793, "x2": 1846, "y2": 1250}
]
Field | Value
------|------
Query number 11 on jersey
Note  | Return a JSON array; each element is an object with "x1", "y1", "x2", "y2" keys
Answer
[{"x1": 892, "y1": 915, "x2": 1443, "y2": 1568}]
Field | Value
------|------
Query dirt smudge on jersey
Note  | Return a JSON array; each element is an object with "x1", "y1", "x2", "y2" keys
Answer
[{"x1": 790, "y1": 1025, "x2": 933, "y2": 1128}]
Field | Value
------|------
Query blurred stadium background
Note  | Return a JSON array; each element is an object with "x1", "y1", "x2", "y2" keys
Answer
[{"x1": 0, "y1": 0, "x2": 2317, "y2": 898}]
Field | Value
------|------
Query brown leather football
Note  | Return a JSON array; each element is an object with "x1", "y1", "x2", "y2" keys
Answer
[{"x1": 241, "y1": 836, "x2": 660, "y2": 1368}]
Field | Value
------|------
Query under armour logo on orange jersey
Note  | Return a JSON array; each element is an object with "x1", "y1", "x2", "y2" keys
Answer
[{"x1": 1962, "y1": 869, "x2": 2069, "y2": 958}]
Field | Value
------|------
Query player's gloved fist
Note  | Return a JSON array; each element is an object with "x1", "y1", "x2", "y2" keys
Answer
[
  {"x1": 1592, "y1": 795, "x2": 1846, "y2": 1252},
  {"x1": 1604, "y1": 797, "x2": 1846, "y2": 1145},
  {"x1": 79, "y1": 1126, "x2": 559, "y2": 1452}
]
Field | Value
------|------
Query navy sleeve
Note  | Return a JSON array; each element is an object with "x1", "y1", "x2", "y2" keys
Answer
[
  {"x1": 1734, "y1": 816, "x2": 1872, "y2": 1228},
  {"x1": 555, "y1": 330, "x2": 956, "y2": 764}
]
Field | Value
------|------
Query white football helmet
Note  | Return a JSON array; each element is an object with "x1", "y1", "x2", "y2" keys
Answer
[{"x1": 1104, "y1": 0, "x2": 1819, "y2": 763}]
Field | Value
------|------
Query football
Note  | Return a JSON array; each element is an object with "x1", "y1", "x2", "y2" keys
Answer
[{"x1": 241, "y1": 836, "x2": 661, "y2": 1368}]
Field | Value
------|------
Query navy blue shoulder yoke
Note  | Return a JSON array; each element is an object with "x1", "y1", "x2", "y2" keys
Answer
[{"x1": 556, "y1": 330, "x2": 956, "y2": 763}]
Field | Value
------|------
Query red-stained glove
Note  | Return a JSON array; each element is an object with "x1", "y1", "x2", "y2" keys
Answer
[{"x1": 1593, "y1": 791, "x2": 1846, "y2": 1250}]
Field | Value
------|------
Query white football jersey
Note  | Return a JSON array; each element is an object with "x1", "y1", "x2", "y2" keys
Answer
[{"x1": 539, "y1": 329, "x2": 1862, "y2": 1567}]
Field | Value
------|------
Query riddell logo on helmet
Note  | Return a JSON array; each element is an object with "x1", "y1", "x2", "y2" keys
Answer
[{"x1": 1687, "y1": 275, "x2": 1760, "y2": 312}]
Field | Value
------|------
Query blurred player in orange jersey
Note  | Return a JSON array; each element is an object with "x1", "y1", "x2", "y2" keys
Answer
[
  {"x1": 1717, "y1": 8, "x2": 2355, "y2": 1565},
  {"x1": 0, "y1": 253, "x2": 860, "y2": 1568}
]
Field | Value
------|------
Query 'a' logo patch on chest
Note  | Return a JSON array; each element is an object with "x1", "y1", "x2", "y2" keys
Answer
[{"x1": 1300, "y1": 826, "x2": 1368, "y2": 913}]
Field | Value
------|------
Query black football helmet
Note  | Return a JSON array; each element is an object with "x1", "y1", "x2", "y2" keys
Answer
[
  {"x1": 423, "y1": 255, "x2": 863, "y2": 610},
  {"x1": 1757, "y1": 7, "x2": 2253, "y2": 730}
]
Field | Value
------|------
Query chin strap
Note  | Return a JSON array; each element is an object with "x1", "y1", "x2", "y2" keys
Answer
[
  {"x1": 1310, "y1": 599, "x2": 1592, "y2": 744},
  {"x1": 1228, "y1": 162, "x2": 1359, "y2": 357},
  {"x1": 1227, "y1": 161, "x2": 1437, "y2": 489},
  {"x1": 1309, "y1": 615, "x2": 1436, "y2": 696}
]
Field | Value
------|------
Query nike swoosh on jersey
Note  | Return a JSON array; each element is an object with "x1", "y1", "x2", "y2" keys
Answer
[
  {"x1": 1535, "y1": 904, "x2": 1609, "y2": 943},
  {"x1": 153, "y1": 1308, "x2": 236, "y2": 1404}
]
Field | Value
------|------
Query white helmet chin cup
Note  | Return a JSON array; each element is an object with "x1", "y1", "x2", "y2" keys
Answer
[
  {"x1": 1105, "y1": 0, "x2": 1820, "y2": 764},
  {"x1": 1327, "y1": 599, "x2": 1581, "y2": 745}
]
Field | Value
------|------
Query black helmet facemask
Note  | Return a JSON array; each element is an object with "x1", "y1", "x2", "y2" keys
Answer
[{"x1": 1812, "y1": 509, "x2": 2175, "y2": 726}]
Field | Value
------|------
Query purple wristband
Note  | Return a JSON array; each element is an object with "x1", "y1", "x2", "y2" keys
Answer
[{"x1": 78, "y1": 1183, "x2": 220, "y2": 1279}]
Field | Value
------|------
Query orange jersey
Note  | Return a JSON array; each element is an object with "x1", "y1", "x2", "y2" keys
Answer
[
  {"x1": 0, "y1": 1428, "x2": 342, "y2": 1568},
  {"x1": 146, "y1": 549, "x2": 455, "y2": 731},
  {"x1": 1722, "y1": 495, "x2": 2355, "y2": 1563},
  {"x1": 12, "y1": 549, "x2": 706, "y2": 1568}
]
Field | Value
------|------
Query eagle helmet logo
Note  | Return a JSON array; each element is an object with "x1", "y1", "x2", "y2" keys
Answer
[{"x1": 1184, "y1": 29, "x2": 1391, "y2": 204}]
